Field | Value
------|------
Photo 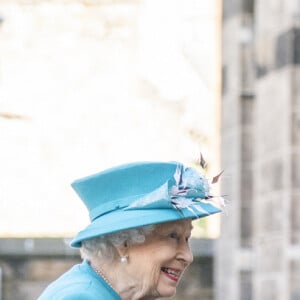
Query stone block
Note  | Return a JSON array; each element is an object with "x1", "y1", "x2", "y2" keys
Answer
[
  {"x1": 255, "y1": 102, "x2": 288, "y2": 157},
  {"x1": 25, "y1": 258, "x2": 80, "y2": 281},
  {"x1": 222, "y1": 100, "x2": 241, "y2": 131},
  {"x1": 291, "y1": 192, "x2": 300, "y2": 244},
  {"x1": 223, "y1": 0, "x2": 254, "y2": 21},
  {"x1": 240, "y1": 205, "x2": 253, "y2": 248},
  {"x1": 291, "y1": 111, "x2": 300, "y2": 146},
  {"x1": 239, "y1": 271, "x2": 253, "y2": 300},
  {"x1": 222, "y1": 65, "x2": 228, "y2": 95},
  {"x1": 240, "y1": 168, "x2": 253, "y2": 204},
  {"x1": 292, "y1": 152, "x2": 300, "y2": 188},
  {"x1": 258, "y1": 193, "x2": 284, "y2": 233},
  {"x1": 0, "y1": 238, "x2": 79, "y2": 256},
  {"x1": 241, "y1": 95, "x2": 254, "y2": 126},
  {"x1": 256, "y1": 27, "x2": 300, "y2": 78},
  {"x1": 256, "y1": 64, "x2": 269, "y2": 78},
  {"x1": 3, "y1": 280, "x2": 49, "y2": 300},
  {"x1": 241, "y1": 128, "x2": 253, "y2": 163},
  {"x1": 258, "y1": 158, "x2": 284, "y2": 194},
  {"x1": 291, "y1": 260, "x2": 300, "y2": 300},
  {"x1": 240, "y1": 18, "x2": 255, "y2": 94},
  {"x1": 221, "y1": 131, "x2": 241, "y2": 169},
  {"x1": 222, "y1": 0, "x2": 241, "y2": 20},
  {"x1": 0, "y1": 257, "x2": 80, "y2": 300},
  {"x1": 293, "y1": 28, "x2": 300, "y2": 65},
  {"x1": 0, "y1": 260, "x2": 15, "y2": 280},
  {"x1": 255, "y1": 34, "x2": 274, "y2": 78},
  {"x1": 257, "y1": 279, "x2": 280, "y2": 300},
  {"x1": 292, "y1": 68, "x2": 300, "y2": 108},
  {"x1": 242, "y1": 0, "x2": 254, "y2": 14},
  {"x1": 275, "y1": 29, "x2": 294, "y2": 69},
  {"x1": 256, "y1": 235, "x2": 284, "y2": 273}
]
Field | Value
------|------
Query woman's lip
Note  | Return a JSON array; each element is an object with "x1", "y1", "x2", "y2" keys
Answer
[
  {"x1": 161, "y1": 267, "x2": 182, "y2": 282},
  {"x1": 163, "y1": 272, "x2": 179, "y2": 282}
]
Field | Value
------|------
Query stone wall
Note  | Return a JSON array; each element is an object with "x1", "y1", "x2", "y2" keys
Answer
[
  {"x1": 218, "y1": 0, "x2": 300, "y2": 299},
  {"x1": 0, "y1": 238, "x2": 215, "y2": 300}
]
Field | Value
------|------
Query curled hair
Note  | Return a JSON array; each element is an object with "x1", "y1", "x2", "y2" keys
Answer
[{"x1": 80, "y1": 225, "x2": 155, "y2": 262}]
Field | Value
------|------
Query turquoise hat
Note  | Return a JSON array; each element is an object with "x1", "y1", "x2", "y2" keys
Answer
[{"x1": 70, "y1": 161, "x2": 222, "y2": 248}]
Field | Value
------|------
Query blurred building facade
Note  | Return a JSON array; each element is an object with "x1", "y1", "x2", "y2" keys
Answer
[{"x1": 217, "y1": 0, "x2": 300, "y2": 299}]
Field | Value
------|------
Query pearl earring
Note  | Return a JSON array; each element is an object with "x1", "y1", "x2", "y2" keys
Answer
[{"x1": 120, "y1": 256, "x2": 128, "y2": 263}]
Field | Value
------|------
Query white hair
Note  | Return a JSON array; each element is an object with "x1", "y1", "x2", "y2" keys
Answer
[{"x1": 80, "y1": 225, "x2": 155, "y2": 262}]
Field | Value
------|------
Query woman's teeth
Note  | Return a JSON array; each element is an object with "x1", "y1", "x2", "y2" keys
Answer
[{"x1": 161, "y1": 267, "x2": 180, "y2": 277}]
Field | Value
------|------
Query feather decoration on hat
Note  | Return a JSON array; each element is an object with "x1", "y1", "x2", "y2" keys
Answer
[{"x1": 125, "y1": 154, "x2": 224, "y2": 216}]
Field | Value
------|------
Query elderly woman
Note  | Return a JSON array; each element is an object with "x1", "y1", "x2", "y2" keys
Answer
[{"x1": 38, "y1": 161, "x2": 222, "y2": 300}]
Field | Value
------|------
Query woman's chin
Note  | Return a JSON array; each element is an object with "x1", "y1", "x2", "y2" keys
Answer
[{"x1": 157, "y1": 287, "x2": 177, "y2": 298}]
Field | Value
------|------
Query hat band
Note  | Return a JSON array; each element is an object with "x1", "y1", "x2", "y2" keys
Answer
[{"x1": 89, "y1": 194, "x2": 145, "y2": 221}]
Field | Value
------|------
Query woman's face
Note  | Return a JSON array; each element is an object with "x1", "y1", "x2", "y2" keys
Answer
[{"x1": 124, "y1": 219, "x2": 193, "y2": 299}]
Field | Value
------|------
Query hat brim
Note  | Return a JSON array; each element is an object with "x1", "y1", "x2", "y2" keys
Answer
[{"x1": 70, "y1": 201, "x2": 221, "y2": 248}]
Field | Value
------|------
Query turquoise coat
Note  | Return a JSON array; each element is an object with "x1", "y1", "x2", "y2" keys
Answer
[{"x1": 38, "y1": 260, "x2": 121, "y2": 300}]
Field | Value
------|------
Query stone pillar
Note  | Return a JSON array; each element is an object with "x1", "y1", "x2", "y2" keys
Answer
[
  {"x1": 216, "y1": 0, "x2": 244, "y2": 298},
  {"x1": 291, "y1": 40, "x2": 300, "y2": 300}
]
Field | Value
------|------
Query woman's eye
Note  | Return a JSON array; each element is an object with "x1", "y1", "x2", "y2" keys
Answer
[{"x1": 169, "y1": 232, "x2": 179, "y2": 239}]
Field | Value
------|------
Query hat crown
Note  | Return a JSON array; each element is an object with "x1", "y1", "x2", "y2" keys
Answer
[{"x1": 71, "y1": 162, "x2": 179, "y2": 220}]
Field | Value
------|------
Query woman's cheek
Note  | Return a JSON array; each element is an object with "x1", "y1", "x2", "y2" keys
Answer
[
  {"x1": 147, "y1": 265, "x2": 164, "y2": 296},
  {"x1": 150, "y1": 264, "x2": 163, "y2": 286}
]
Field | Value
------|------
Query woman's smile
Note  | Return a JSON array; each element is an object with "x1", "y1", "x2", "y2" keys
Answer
[{"x1": 161, "y1": 266, "x2": 182, "y2": 282}]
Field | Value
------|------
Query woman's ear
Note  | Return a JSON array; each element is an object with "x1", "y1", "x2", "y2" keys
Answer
[{"x1": 116, "y1": 241, "x2": 129, "y2": 262}]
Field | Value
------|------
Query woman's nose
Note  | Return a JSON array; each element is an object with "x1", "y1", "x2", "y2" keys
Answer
[{"x1": 177, "y1": 242, "x2": 193, "y2": 265}]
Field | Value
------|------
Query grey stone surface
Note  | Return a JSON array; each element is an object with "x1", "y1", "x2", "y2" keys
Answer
[
  {"x1": 256, "y1": 235, "x2": 285, "y2": 272},
  {"x1": 241, "y1": 96, "x2": 254, "y2": 126},
  {"x1": 259, "y1": 159, "x2": 284, "y2": 194},
  {"x1": 292, "y1": 152, "x2": 300, "y2": 188},
  {"x1": 257, "y1": 279, "x2": 280, "y2": 300},
  {"x1": 293, "y1": 28, "x2": 300, "y2": 65},
  {"x1": 275, "y1": 29, "x2": 294, "y2": 69},
  {"x1": 239, "y1": 271, "x2": 252, "y2": 300},
  {"x1": 0, "y1": 238, "x2": 215, "y2": 300},
  {"x1": 222, "y1": 65, "x2": 228, "y2": 95},
  {"x1": 0, "y1": 257, "x2": 80, "y2": 300},
  {"x1": 257, "y1": 27, "x2": 300, "y2": 78},
  {"x1": 291, "y1": 260, "x2": 300, "y2": 300},
  {"x1": 222, "y1": 0, "x2": 241, "y2": 20},
  {"x1": 0, "y1": 238, "x2": 78, "y2": 256},
  {"x1": 291, "y1": 192, "x2": 300, "y2": 244},
  {"x1": 219, "y1": 1, "x2": 300, "y2": 300},
  {"x1": 241, "y1": 129, "x2": 253, "y2": 163},
  {"x1": 291, "y1": 111, "x2": 300, "y2": 145}
]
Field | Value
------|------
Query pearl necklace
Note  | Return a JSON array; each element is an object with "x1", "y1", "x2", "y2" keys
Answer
[{"x1": 93, "y1": 266, "x2": 115, "y2": 290}]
